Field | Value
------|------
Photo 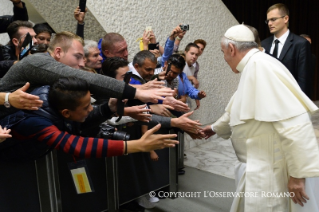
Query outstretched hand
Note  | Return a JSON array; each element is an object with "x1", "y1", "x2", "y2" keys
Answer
[
  {"x1": 9, "y1": 82, "x2": 43, "y2": 110},
  {"x1": 0, "y1": 126, "x2": 11, "y2": 143},
  {"x1": 135, "y1": 87, "x2": 174, "y2": 103},
  {"x1": 185, "y1": 130, "x2": 205, "y2": 139},
  {"x1": 142, "y1": 78, "x2": 165, "y2": 90},
  {"x1": 198, "y1": 91, "x2": 206, "y2": 99},
  {"x1": 149, "y1": 104, "x2": 174, "y2": 117},
  {"x1": 125, "y1": 105, "x2": 152, "y2": 122},
  {"x1": 137, "y1": 124, "x2": 178, "y2": 152},
  {"x1": 201, "y1": 125, "x2": 216, "y2": 139},
  {"x1": 163, "y1": 96, "x2": 189, "y2": 112},
  {"x1": 171, "y1": 111, "x2": 202, "y2": 132}
]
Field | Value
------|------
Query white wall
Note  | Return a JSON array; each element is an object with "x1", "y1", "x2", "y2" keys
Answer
[
  {"x1": 0, "y1": 0, "x2": 240, "y2": 148},
  {"x1": 0, "y1": 0, "x2": 13, "y2": 45}
]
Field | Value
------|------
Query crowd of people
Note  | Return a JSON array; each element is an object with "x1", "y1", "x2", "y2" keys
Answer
[
  {"x1": 0, "y1": 1, "x2": 207, "y2": 211},
  {"x1": 0, "y1": 1, "x2": 318, "y2": 212}
]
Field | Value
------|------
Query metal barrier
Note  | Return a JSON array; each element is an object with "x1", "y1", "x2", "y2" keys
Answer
[
  {"x1": 33, "y1": 130, "x2": 179, "y2": 212},
  {"x1": 36, "y1": 151, "x2": 62, "y2": 212}
]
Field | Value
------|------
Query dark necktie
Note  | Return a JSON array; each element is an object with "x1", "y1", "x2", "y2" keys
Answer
[{"x1": 272, "y1": 39, "x2": 280, "y2": 58}]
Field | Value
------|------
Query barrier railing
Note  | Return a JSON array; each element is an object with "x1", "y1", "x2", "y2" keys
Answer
[{"x1": 34, "y1": 128, "x2": 181, "y2": 212}]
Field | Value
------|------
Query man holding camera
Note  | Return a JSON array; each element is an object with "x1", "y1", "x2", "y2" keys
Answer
[{"x1": 0, "y1": 20, "x2": 37, "y2": 77}]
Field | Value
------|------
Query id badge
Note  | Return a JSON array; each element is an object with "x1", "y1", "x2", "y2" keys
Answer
[{"x1": 68, "y1": 160, "x2": 94, "y2": 194}]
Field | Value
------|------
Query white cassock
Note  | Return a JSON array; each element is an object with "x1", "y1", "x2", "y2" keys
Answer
[{"x1": 212, "y1": 48, "x2": 319, "y2": 212}]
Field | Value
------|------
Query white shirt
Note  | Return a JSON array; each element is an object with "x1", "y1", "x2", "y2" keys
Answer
[
  {"x1": 183, "y1": 62, "x2": 196, "y2": 77},
  {"x1": 128, "y1": 62, "x2": 142, "y2": 79},
  {"x1": 270, "y1": 29, "x2": 290, "y2": 57}
]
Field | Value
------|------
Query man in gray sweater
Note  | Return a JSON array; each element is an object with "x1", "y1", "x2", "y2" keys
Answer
[{"x1": 0, "y1": 31, "x2": 174, "y2": 119}]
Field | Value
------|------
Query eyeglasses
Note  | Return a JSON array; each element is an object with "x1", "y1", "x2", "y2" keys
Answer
[{"x1": 265, "y1": 16, "x2": 285, "y2": 24}]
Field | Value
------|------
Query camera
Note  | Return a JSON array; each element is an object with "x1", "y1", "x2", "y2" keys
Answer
[
  {"x1": 30, "y1": 44, "x2": 49, "y2": 54},
  {"x1": 98, "y1": 123, "x2": 130, "y2": 141},
  {"x1": 180, "y1": 24, "x2": 189, "y2": 31}
]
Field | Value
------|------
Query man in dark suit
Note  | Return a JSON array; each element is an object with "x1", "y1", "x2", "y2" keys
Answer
[{"x1": 261, "y1": 3, "x2": 313, "y2": 98}]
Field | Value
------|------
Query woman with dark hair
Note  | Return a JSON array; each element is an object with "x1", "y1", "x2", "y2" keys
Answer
[{"x1": 33, "y1": 23, "x2": 53, "y2": 45}]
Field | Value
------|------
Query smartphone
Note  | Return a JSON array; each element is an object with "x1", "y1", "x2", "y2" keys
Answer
[
  {"x1": 79, "y1": 0, "x2": 87, "y2": 12},
  {"x1": 148, "y1": 42, "x2": 159, "y2": 51},
  {"x1": 124, "y1": 71, "x2": 132, "y2": 84},
  {"x1": 165, "y1": 63, "x2": 172, "y2": 76},
  {"x1": 19, "y1": 33, "x2": 32, "y2": 60},
  {"x1": 145, "y1": 26, "x2": 152, "y2": 37},
  {"x1": 145, "y1": 26, "x2": 152, "y2": 32}
]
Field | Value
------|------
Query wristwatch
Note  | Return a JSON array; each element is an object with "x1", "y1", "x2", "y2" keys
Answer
[{"x1": 4, "y1": 93, "x2": 11, "y2": 108}]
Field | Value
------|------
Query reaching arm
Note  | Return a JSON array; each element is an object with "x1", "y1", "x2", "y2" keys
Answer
[
  {"x1": 178, "y1": 73, "x2": 201, "y2": 100},
  {"x1": 0, "y1": 82, "x2": 43, "y2": 110},
  {"x1": 13, "y1": 117, "x2": 178, "y2": 156},
  {"x1": 74, "y1": 6, "x2": 87, "y2": 39},
  {"x1": 12, "y1": 1, "x2": 29, "y2": 21},
  {"x1": 161, "y1": 25, "x2": 183, "y2": 66}
]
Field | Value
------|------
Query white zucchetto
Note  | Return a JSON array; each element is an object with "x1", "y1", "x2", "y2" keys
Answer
[{"x1": 224, "y1": 24, "x2": 255, "y2": 42}]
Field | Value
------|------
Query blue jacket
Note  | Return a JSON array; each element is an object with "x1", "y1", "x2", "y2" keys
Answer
[
  {"x1": 98, "y1": 38, "x2": 108, "y2": 63},
  {"x1": 178, "y1": 72, "x2": 200, "y2": 100}
]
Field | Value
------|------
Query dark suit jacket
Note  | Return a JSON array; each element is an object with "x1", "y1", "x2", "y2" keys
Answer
[{"x1": 261, "y1": 32, "x2": 313, "y2": 97}]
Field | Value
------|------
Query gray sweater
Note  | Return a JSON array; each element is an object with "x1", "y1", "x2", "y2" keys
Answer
[{"x1": 0, "y1": 53, "x2": 136, "y2": 119}]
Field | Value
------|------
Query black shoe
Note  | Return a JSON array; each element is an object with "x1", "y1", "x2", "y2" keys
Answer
[
  {"x1": 178, "y1": 169, "x2": 185, "y2": 175},
  {"x1": 120, "y1": 201, "x2": 145, "y2": 212}
]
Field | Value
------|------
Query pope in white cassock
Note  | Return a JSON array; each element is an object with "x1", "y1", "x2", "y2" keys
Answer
[{"x1": 202, "y1": 24, "x2": 319, "y2": 212}]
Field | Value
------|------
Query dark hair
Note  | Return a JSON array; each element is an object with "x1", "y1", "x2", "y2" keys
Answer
[
  {"x1": 132, "y1": 50, "x2": 157, "y2": 67},
  {"x1": 167, "y1": 54, "x2": 186, "y2": 73},
  {"x1": 194, "y1": 39, "x2": 207, "y2": 48},
  {"x1": 245, "y1": 25, "x2": 261, "y2": 47},
  {"x1": 7, "y1": 20, "x2": 33, "y2": 41},
  {"x1": 33, "y1": 23, "x2": 53, "y2": 36},
  {"x1": 49, "y1": 77, "x2": 89, "y2": 111},
  {"x1": 101, "y1": 57, "x2": 129, "y2": 78},
  {"x1": 185, "y1": 43, "x2": 199, "y2": 52}
]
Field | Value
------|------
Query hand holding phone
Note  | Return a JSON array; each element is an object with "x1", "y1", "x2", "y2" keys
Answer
[
  {"x1": 148, "y1": 42, "x2": 159, "y2": 51},
  {"x1": 165, "y1": 63, "x2": 172, "y2": 76},
  {"x1": 19, "y1": 33, "x2": 32, "y2": 60},
  {"x1": 145, "y1": 26, "x2": 152, "y2": 37},
  {"x1": 79, "y1": 0, "x2": 87, "y2": 12}
]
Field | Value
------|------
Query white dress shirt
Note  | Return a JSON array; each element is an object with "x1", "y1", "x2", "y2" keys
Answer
[{"x1": 270, "y1": 29, "x2": 290, "y2": 57}]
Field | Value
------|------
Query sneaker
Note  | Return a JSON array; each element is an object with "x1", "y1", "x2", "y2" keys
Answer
[
  {"x1": 137, "y1": 196, "x2": 156, "y2": 209},
  {"x1": 178, "y1": 169, "x2": 185, "y2": 175},
  {"x1": 149, "y1": 196, "x2": 160, "y2": 203}
]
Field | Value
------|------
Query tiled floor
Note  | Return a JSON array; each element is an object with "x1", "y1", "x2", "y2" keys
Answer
[{"x1": 185, "y1": 101, "x2": 319, "y2": 179}]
